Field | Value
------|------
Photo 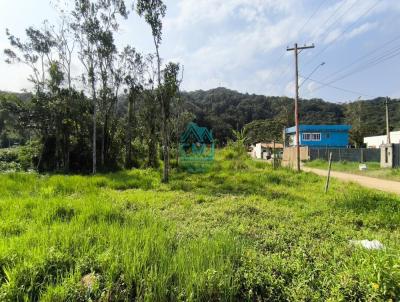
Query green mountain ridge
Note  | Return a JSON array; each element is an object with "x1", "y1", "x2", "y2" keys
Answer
[
  {"x1": 181, "y1": 87, "x2": 400, "y2": 144},
  {"x1": 1, "y1": 88, "x2": 399, "y2": 146}
]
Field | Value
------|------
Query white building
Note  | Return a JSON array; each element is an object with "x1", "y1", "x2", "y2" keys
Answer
[
  {"x1": 250, "y1": 143, "x2": 284, "y2": 159},
  {"x1": 364, "y1": 131, "x2": 400, "y2": 148}
]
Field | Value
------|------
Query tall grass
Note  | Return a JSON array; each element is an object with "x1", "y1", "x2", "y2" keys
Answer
[{"x1": 0, "y1": 151, "x2": 399, "y2": 301}]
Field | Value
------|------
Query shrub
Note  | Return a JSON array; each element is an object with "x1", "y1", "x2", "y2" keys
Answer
[{"x1": 0, "y1": 143, "x2": 39, "y2": 172}]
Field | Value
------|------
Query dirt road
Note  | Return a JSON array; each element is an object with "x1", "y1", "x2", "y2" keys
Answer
[{"x1": 303, "y1": 167, "x2": 400, "y2": 195}]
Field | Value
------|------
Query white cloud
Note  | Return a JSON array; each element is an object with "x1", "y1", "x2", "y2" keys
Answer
[
  {"x1": 164, "y1": 0, "x2": 394, "y2": 96},
  {"x1": 2, "y1": 0, "x2": 400, "y2": 98},
  {"x1": 341, "y1": 22, "x2": 378, "y2": 41},
  {"x1": 165, "y1": 0, "x2": 296, "y2": 30}
]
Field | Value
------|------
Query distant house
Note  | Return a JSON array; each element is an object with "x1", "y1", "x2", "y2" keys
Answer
[
  {"x1": 364, "y1": 131, "x2": 400, "y2": 148},
  {"x1": 251, "y1": 142, "x2": 284, "y2": 159},
  {"x1": 285, "y1": 125, "x2": 351, "y2": 148}
]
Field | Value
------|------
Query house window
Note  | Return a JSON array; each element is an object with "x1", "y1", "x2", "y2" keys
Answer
[{"x1": 302, "y1": 133, "x2": 321, "y2": 141}]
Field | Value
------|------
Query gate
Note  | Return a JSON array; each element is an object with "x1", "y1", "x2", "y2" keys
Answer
[{"x1": 393, "y1": 144, "x2": 400, "y2": 168}]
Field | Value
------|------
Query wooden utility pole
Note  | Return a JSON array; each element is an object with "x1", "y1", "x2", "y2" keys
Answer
[
  {"x1": 386, "y1": 97, "x2": 391, "y2": 144},
  {"x1": 287, "y1": 43, "x2": 315, "y2": 172}
]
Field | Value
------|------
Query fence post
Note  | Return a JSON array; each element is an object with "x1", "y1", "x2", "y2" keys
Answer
[
  {"x1": 325, "y1": 152, "x2": 333, "y2": 194},
  {"x1": 272, "y1": 140, "x2": 276, "y2": 169}
]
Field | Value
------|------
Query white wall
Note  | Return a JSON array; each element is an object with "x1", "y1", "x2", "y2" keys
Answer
[
  {"x1": 254, "y1": 143, "x2": 262, "y2": 159},
  {"x1": 364, "y1": 131, "x2": 400, "y2": 148}
]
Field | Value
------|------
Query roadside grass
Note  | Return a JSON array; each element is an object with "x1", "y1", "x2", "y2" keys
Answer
[
  {"x1": 305, "y1": 159, "x2": 400, "y2": 182},
  {"x1": 0, "y1": 151, "x2": 399, "y2": 301}
]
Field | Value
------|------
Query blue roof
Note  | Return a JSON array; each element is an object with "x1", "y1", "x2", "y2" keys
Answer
[{"x1": 285, "y1": 124, "x2": 351, "y2": 134}]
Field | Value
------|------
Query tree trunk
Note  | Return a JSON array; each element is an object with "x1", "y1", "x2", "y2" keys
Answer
[
  {"x1": 101, "y1": 120, "x2": 105, "y2": 168},
  {"x1": 161, "y1": 100, "x2": 169, "y2": 183},
  {"x1": 91, "y1": 80, "x2": 97, "y2": 174},
  {"x1": 55, "y1": 129, "x2": 60, "y2": 171},
  {"x1": 125, "y1": 95, "x2": 134, "y2": 168},
  {"x1": 37, "y1": 137, "x2": 47, "y2": 172},
  {"x1": 176, "y1": 139, "x2": 179, "y2": 166},
  {"x1": 148, "y1": 119, "x2": 158, "y2": 168},
  {"x1": 154, "y1": 41, "x2": 170, "y2": 183}
]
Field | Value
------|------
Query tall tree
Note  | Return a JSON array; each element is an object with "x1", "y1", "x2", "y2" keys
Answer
[
  {"x1": 137, "y1": 0, "x2": 171, "y2": 181},
  {"x1": 160, "y1": 62, "x2": 181, "y2": 180},
  {"x1": 72, "y1": 0, "x2": 127, "y2": 173},
  {"x1": 120, "y1": 46, "x2": 144, "y2": 168},
  {"x1": 4, "y1": 24, "x2": 56, "y2": 92}
]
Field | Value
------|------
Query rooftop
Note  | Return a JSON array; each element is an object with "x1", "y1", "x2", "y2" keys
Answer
[{"x1": 285, "y1": 124, "x2": 351, "y2": 134}]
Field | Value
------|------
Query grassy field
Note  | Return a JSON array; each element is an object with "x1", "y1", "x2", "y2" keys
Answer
[
  {"x1": 305, "y1": 160, "x2": 400, "y2": 182},
  {"x1": 0, "y1": 150, "x2": 399, "y2": 301}
]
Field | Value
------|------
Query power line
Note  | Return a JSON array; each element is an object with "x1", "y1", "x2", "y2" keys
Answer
[
  {"x1": 299, "y1": 62, "x2": 325, "y2": 87},
  {"x1": 307, "y1": 0, "x2": 351, "y2": 43},
  {"x1": 297, "y1": 0, "x2": 330, "y2": 38},
  {"x1": 310, "y1": 45, "x2": 400, "y2": 93},
  {"x1": 304, "y1": 0, "x2": 380, "y2": 66},
  {"x1": 276, "y1": 0, "x2": 360, "y2": 85},
  {"x1": 325, "y1": 46, "x2": 400, "y2": 83},
  {"x1": 272, "y1": 0, "x2": 330, "y2": 85},
  {"x1": 316, "y1": 0, "x2": 360, "y2": 41},
  {"x1": 321, "y1": 34, "x2": 400, "y2": 82},
  {"x1": 308, "y1": 0, "x2": 358, "y2": 43},
  {"x1": 301, "y1": 75, "x2": 375, "y2": 98}
]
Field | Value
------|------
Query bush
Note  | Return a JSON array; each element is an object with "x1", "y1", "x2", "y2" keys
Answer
[{"x1": 0, "y1": 143, "x2": 39, "y2": 172}]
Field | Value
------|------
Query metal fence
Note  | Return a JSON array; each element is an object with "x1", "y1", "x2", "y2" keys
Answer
[
  {"x1": 394, "y1": 144, "x2": 400, "y2": 168},
  {"x1": 309, "y1": 148, "x2": 380, "y2": 162}
]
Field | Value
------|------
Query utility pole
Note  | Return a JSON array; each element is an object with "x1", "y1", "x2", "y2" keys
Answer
[
  {"x1": 287, "y1": 43, "x2": 315, "y2": 172},
  {"x1": 386, "y1": 96, "x2": 391, "y2": 144}
]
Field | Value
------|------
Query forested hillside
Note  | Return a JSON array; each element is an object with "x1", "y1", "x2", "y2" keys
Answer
[
  {"x1": 1, "y1": 88, "x2": 400, "y2": 154},
  {"x1": 182, "y1": 87, "x2": 400, "y2": 144}
]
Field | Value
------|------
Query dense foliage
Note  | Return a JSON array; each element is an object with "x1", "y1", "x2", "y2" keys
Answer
[
  {"x1": 0, "y1": 0, "x2": 186, "y2": 178},
  {"x1": 0, "y1": 151, "x2": 399, "y2": 301},
  {"x1": 2, "y1": 87, "x2": 399, "y2": 172},
  {"x1": 182, "y1": 87, "x2": 400, "y2": 145}
]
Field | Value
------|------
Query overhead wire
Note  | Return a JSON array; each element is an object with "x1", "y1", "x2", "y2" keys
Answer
[
  {"x1": 299, "y1": 62, "x2": 325, "y2": 87},
  {"x1": 309, "y1": 45, "x2": 400, "y2": 93},
  {"x1": 276, "y1": 0, "x2": 359, "y2": 86},
  {"x1": 321, "y1": 34, "x2": 400, "y2": 82},
  {"x1": 307, "y1": 0, "x2": 357, "y2": 44},
  {"x1": 273, "y1": 0, "x2": 330, "y2": 84},
  {"x1": 297, "y1": 0, "x2": 331, "y2": 39},
  {"x1": 304, "y1": 0, "x2": 380, "y2": 67},
  {"x1": 300, "y1": 75, "x2": 375, "y2": 98}
]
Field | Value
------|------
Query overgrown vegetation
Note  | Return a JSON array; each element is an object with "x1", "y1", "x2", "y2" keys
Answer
[
  {"x1": 0, "y1": 0, "x2": 185, "y2": 181},
  {"x1": 0, "y1": 150, "x2": 399, "y2": 301},
  {"x1": 306, "y1": 159, "x2": 400, "y2": 182}
]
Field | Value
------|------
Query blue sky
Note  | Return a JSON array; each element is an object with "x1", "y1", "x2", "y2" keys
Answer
[{"x1": 1, "y1": 0, "x2": 400, "y2": 102}]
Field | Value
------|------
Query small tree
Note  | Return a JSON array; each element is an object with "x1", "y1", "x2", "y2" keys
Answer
[{"x1": 160, "y1": 62, "x2": 182, "y2": 181}]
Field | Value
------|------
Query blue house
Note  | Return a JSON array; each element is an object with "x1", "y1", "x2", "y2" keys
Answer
[{"x1": 285, "y1": 125, "x2": 351, "y2": 148}]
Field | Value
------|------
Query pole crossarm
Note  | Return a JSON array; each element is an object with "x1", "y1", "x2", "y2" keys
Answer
[{"x1": 287, "y1": 44, "x2": 315, "y2": 51}]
